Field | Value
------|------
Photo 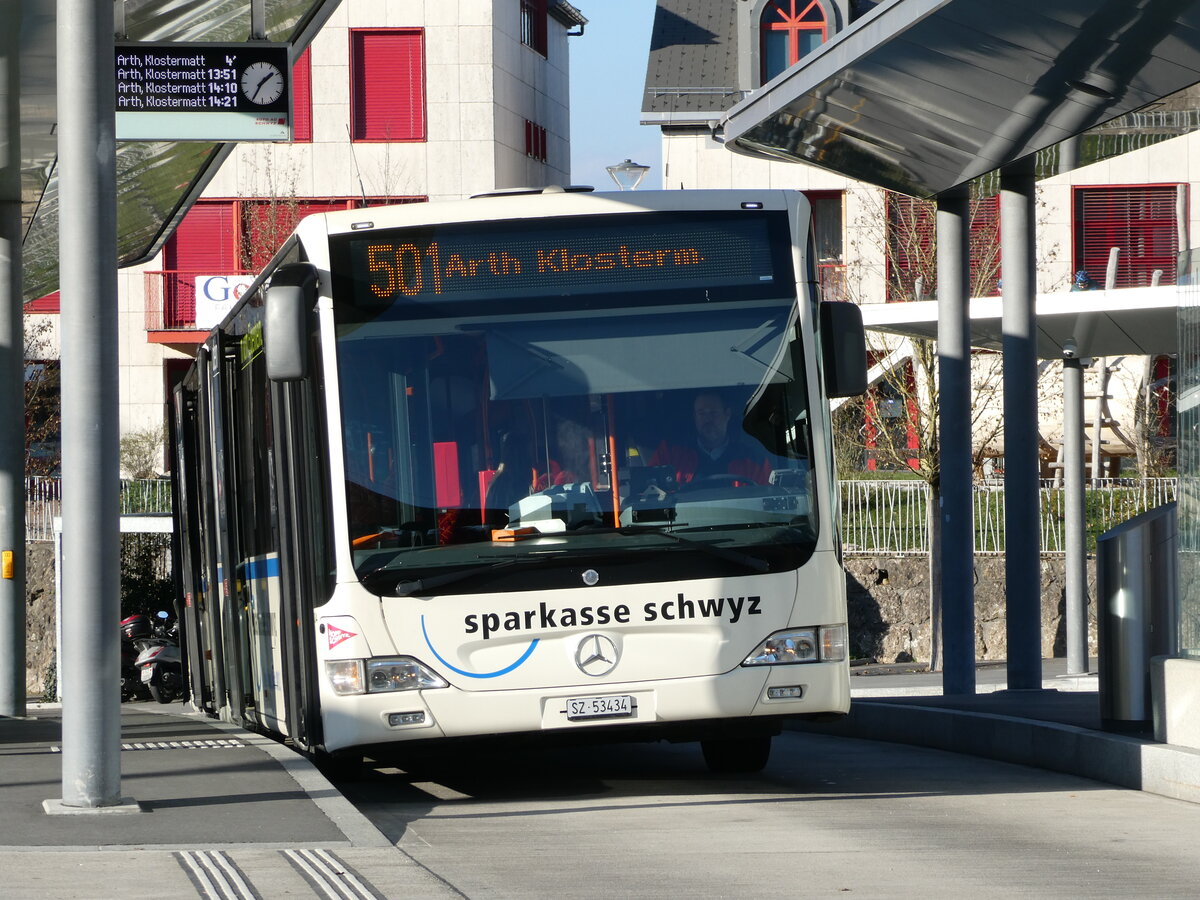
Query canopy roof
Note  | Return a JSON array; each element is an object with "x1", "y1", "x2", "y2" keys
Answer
[
  {"x1": 721, "y1": 0, "x2": 1200, "y2": 199},
  {"x1": 16, "y1": 0, "x2": 342, "y2": 303}
]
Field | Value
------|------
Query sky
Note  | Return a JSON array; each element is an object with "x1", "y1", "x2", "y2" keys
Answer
[{"x1": 568, "y1": 0, "x2": 663, "y2": 191}]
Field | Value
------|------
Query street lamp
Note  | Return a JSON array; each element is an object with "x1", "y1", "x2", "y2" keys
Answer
[{"x1": 606, "y1": 158, "x2": 650, "y2": 191}]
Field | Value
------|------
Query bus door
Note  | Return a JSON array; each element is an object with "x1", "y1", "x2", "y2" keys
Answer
[
  {"x1": 221, "y1": 318, "x2": 289, "y2": 735},
  {"x1": 192, "y1": 348, "x2": 229, "y2": 717},
  {"x1": 269, "y1": 372, "x2": 330, "y2": 753},
  {"x1": 171, "y1": 378, "x2": 216, "y2": 715},
  {"x1": 208, "y1": 336, "x2": 252, "y2": 724}
]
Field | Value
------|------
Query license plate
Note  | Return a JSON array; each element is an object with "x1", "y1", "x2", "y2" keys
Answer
[
  {"x1": 140, "y1": 668, "x2": 153, "y2": 683},
  {"x1": 565, "y1": 694, "x2": 634, "y2": 721}
]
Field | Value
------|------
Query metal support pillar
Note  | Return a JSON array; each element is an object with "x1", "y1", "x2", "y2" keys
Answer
[
  {"x1": 48, "y1": 0, "x2": 133, "y2": 811},
  {"x1": 1000, "y1": 161, "x2": 1043, "y2": 691},
  {"x1": 1063, "y1": 356, "x2": 1089, "y2": 674},
  {"x1": 936, "y1": 187, "x2": 975, "y2": 695},
  {"x1": 0, "y1": 4, "x2": 24, "y2": 718}
]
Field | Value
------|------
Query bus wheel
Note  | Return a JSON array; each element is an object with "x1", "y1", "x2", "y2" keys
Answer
[{"x1": 700, "y1": 735, "x2": 772, "y2": 773}]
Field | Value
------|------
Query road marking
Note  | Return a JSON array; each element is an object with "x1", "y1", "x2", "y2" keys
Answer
[
  {"x1": 177, "y1": 849, "x2": 260, "y2": 900},
  {"x1": 282, "y1": 848, "x2": 384, "y2": 900},
  {"x1": 49, "y1": 739, "x2": 245, "y2": 752}
]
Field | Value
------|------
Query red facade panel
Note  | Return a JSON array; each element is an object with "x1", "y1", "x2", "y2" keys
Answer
[
  {"x1": 351, "y1": 30, "x2": 426, "y2": 142},
  {"x1": 292, "y1": 47, "x2": 312, "y2": 143}
]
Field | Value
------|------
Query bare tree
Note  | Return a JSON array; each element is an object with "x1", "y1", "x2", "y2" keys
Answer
[
  {"x1": 24, "y1": 316, "x2": 60, "y2": 476},
  {"x1": 120, "y1": 425, "x2": 167, "y2": 480},
  {"x1": 838, "y1": 185, "x2": 1004, "y2": 669}
]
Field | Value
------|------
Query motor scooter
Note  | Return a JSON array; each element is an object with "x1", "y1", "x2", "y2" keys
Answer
[
  {"x1": 120, "y1": 634, "x2": 152, "y2": 701},
  {"x1": 131, "y1": 611, "x2": 185, "y2": 704},
  {"x1": 119, "y1": 614, "x2": 156, "y2": 702}
]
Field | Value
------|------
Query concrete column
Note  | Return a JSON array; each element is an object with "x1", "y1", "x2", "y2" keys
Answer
[
  {"x1": 51, "y1": 0, "x2": 128, "y2": 809},
  {"x1": 1000, "y1": 161, "x2": 1043, "y2": 691},
  {"x1": 1063, "y1": 356, "x2": 1089, "y2": 674},
  {"x1": 0, "y1": 4, "x2": 24, "y2": 718},
  {"x1": 936, "y1": 187, "x2": 975, "y2": 695}
]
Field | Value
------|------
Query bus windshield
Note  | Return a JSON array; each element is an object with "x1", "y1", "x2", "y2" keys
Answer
[{"x1": 330, "y1": 210, "x2": 818, "y2": 596}]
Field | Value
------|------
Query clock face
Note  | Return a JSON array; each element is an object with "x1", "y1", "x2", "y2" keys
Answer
[{"x1": 241, "y1": 61, "x2": 284, "y2": 105}]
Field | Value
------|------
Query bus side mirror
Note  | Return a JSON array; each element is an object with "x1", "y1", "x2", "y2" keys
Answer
[
  {"x1": 265, "y1": 263, "x2": 319, "y2": 382},
  {"x1": 820, "y1": 301, "x2": 867, "y2": 398}
]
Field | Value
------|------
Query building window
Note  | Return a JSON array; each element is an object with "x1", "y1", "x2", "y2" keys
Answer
[
  {"x1": 291, "y1": 47, "x2": 313, "y2": 143},
  {"x1": 525, "y1": 120, "x2": 548, "y2": 162},
  {"x1": 521, "y1": 0, "x2": 548, "y2": 56},
  {"x1": 761, "y1": 0, "x2": 828, "y2": 82},
  {"x1": 1074, "y1": 186, "x2": 1181, "y2": 288},
  {"x1": 350, "y1": 29, "x2": 426, "y2": 142}
]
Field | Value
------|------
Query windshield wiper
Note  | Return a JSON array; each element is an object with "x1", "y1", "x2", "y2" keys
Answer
[
  {"x1": 388, "y1": 556, "x2": 550, "y2": 597},
  {"x1": 575, "y1": 524, "x2": 770, "y2": 574}
]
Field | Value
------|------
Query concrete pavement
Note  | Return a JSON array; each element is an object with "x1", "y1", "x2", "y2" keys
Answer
[
  {"x1": 0, "y1": 659, "x2": 1197, "y2": 897},
  {"x1": 792, "y1": 657, "x2": 1200, "y2": 806},
  {"x1": 0, "y1": 703, "x2": 458, "y2": 898}
]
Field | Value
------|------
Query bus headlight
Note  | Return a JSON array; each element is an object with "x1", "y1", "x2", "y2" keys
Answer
[
  {"x1": 326, "y1": 657, "x2": 449, "y2": 695},
  {"x1": 742, "y1": 625, "x2": 847, "y2": 666}
]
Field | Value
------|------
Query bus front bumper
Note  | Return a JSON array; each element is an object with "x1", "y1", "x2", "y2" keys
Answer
[{"x1": 318, "y1": 661, "x2": 850, "y2": 754}]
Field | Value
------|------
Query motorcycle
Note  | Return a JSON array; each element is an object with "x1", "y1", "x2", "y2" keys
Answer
[{"x1": 126, "y1": 611, "x2": 185, "y2": 704}]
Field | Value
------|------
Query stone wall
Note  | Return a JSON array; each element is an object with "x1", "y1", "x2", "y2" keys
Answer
[
  {"x1": 845, "y1": 556, "x2": 1099, "y2": 664},
  {"x1": 21, "y1": 543, "x2": 1099, "y2": 692},
  {"x1": 26, "y1": 541, "x2": 56, "y2": 697}
]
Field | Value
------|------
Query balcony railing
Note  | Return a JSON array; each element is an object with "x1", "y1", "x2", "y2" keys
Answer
[
  {"x1": 144, "y1": 269, "x2": 254, "y2": 331},
  {"x1": 26, "y1": 477, "x2": 174, "y2": 542}
]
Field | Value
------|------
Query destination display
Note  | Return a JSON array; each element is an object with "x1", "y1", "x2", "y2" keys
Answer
[
  {"x1": 115, "y1": 42, "x2": 291, "y2": 141},
  {"x1": 335, "y1": 211, "x2": 791, "y2": 313}
]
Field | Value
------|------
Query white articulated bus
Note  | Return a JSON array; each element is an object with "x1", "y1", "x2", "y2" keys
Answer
[{"x1": 171, "y1": 188, "x2": 866, "y2": 773}]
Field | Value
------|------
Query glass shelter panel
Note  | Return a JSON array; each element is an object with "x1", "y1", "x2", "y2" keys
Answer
[{"x1": 1178, "y1": 250, "x2": 1200, "y2": 658}]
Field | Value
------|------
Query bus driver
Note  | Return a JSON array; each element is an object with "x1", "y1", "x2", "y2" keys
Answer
[{"x1": 649, "y1": 391, "x2": 771, "y2": 487}]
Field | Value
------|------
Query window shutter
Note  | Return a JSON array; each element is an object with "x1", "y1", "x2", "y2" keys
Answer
[
  {"x1": 351, "y1": 30, "x2": 426, "y2": 142},
  {"x1": 291, "y1": 47, "x2": 312, "y2": 143},
  {"x1": 968, "y1": 195, "x2": 1001, "y2": 296},
  {"x1": 1075, "y1": 186, "x2": 1179, "y2": 288},
  {"x1": 886, "y1": 194, "x2": 936, "y2": 302},
  {"x1": 887, "y1": 193, "x2": 1001, "y2": 301},
  {"x1": 164, "y1": 201, "x2": 238, "y2": 327}
]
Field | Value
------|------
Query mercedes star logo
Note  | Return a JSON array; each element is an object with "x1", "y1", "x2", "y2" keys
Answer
[{"x1": 575, "y1": 634, "x2": 619, "y2": 677}]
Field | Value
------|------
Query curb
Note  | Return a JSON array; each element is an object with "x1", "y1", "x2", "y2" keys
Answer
[{"x1": 789, "y1": 699, "x2": 1200, "y2": 805}]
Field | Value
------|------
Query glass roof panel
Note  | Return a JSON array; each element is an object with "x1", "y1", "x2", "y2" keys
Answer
[{"x1": 19, "y1": 0, "x2": 342, "y2": 302}]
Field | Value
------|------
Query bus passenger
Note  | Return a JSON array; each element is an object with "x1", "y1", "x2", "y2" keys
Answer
[{"x1": 539, "y1": 416, "x2": 595, "y2": 487}]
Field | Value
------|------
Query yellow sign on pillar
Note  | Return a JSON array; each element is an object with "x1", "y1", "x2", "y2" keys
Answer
[{"x1": 1, "y1": 550, "x2": 12, "y2": 579}]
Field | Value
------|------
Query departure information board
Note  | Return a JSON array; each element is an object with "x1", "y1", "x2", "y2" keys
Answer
[{"x1": 115, "y1": 42, "x2": 291, "y2": 141}]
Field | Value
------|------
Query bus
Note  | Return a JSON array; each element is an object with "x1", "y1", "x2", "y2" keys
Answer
[{"x1": 170, "y1": 188, "x2": 866, "y2": 773}]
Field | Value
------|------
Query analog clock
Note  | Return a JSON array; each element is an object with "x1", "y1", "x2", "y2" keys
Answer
[{"x1": 241, "y1": 61, "x2": 284, "y2": 105}]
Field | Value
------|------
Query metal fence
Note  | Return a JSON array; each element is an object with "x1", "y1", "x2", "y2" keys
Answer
[
  {"x1": 25, "y1": 477, "x2": 173, "y2": 542},
  {"x1": 840, "y1": 477, "x2": 1178, "y2": 556},
  {"x1": 24, "y1": 475, "x2": 1179, "y2": 553}
]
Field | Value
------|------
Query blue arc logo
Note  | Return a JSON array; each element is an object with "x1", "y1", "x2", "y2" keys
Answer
[{"x1": 421, "y1": 615, "x2": 538, "y2": 679}]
